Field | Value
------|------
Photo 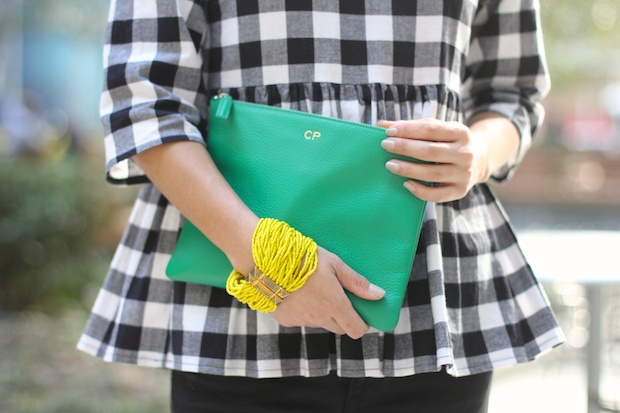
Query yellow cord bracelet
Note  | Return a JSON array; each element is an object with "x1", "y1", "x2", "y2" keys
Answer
[{"x1": 225, "y1": 218, "x2": 318, "y2": 312}]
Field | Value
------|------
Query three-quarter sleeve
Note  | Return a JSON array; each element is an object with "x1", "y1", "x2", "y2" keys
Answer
[
  {"x1": 462, "y1": 0, "x2": 550, "y2": 182},
  {"x1": 101, "y1": 0, "x2": 208, "y2": 184}
]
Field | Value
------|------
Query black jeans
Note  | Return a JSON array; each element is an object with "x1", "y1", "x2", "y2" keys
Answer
[{"x1": 171, "y1": 369, "x2": 493, "y2": 413}]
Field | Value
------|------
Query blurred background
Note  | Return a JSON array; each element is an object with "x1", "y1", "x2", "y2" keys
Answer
[{"x1": 0, "y1": 0, "x2": 619, "y2": 412}]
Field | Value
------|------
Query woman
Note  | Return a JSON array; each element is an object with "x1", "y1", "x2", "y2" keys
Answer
[{"x1": 79, "y1": 1, "x2": 564, "y2": 411}]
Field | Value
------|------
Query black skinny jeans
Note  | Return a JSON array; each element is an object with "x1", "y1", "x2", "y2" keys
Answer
[{"x1": 171, "y1": 369, "x2": 493, "y2": 413}]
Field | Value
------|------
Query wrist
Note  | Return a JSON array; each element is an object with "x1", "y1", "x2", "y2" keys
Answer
[
  {"x1": 472, "y1": 133, "x2": 492, "y2": 184},
  {"x1": 226, "y1": 218, "x2": 318, "y2": 312},
  {"x1": 226, "y1": 216, "x2": 261, "y2": 275},
  {"x1": 468, "y1": 113, "x2": 520, "y2": 184}
]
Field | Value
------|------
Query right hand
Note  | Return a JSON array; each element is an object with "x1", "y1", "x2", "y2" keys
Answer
[{"x1": 271, "y1": 247, "x2": 385, "y2": 340}]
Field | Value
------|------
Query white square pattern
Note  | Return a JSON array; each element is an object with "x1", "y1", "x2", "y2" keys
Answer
[
  {"x1": 365, "y1": 15, "x2": 394, "y2": 41},
  {"x1": 477, "y1": 302, "x2": 506, "y2": 330},
  {"x1": 312, "y1": 12, "x2": 341, "y2": 39},
  {"x1": 416, "y1": 16, "x2": 443, "y2": 43},
  {"x1": 259, "y1": 11, "x2": 288, "y2": 40}
]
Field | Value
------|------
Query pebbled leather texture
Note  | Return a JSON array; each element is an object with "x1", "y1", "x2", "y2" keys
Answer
[{"x1": 166, "y1": 95, "x2": 426, "y2": 332}]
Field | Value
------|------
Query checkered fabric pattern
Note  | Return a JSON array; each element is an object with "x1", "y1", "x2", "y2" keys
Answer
[{"x1": 79, "y1": 0, "x2": 564, "y2": 378}]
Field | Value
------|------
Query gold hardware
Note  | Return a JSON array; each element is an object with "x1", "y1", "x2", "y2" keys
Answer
[{"x1": 244, "y1": 267, "x2": 290, "y2": 305}]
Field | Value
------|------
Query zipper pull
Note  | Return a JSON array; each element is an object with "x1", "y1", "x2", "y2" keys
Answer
[{"x1": 214, "y1": 93, "x2": 233, "y2": 119}]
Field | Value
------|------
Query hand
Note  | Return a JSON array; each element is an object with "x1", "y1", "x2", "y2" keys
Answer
[
  {"x1": 377, "y1": 119, "x2": 490, "y2": 203},
  {"x1": 271, "y1": 247, "x2": 385, "y2": 340}
]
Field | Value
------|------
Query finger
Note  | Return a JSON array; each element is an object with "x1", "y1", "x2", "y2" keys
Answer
[
  {"x1": 320, "y1": 318, "x2": 346, "y2": 336},
  {"x1": 332, "y1": 260, "x2": 385, "y2": 301},
  {"x1": 403, "y1": 180, "x2": 469, "y2": 203},
  {"x1": 278, "y1": 289, "x2": 367, "y2": 339},
  {"x1": 321, "y1": 261, "x2": 376, "y2": 339},
  {"x1": 377, "y1": 119, "x2": 396, "y2": 128},
  {"x1": 382, "y1": 119, "x2": 468, "y2": 143},
  {"x1": 385, "y1": 160, "x2": 468, "y2": 185},
  {"x1": 273, "y1": 304, "x2": 345, "y2": 335},
  {"x1": 381, "y1": 137, "x2": 454, "y2": 163},
  {"x1": 330, "y1": 303, "x2": 370, "y2": 339}
]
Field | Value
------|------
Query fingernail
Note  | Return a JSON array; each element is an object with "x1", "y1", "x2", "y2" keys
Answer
[
  {"x1": 381, "y1": 139, "x2": 395, "y2": 150},
  {"x1": 385, "y1": 161, "x2": 399, "y2": 173},
  {"x1": 368, "y1": 283, "x2": 386, "y2": 298},
  {"x1": 403, "y1": 181, "x2": 415, "y2": 192},
  {"x1": 385, "y1": 127, "x2": 398, "y2": 137}
]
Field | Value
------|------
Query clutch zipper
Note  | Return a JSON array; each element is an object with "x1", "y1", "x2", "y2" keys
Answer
[{"x1": 211, "y1": 92, "x2": 384, "y2": 133}]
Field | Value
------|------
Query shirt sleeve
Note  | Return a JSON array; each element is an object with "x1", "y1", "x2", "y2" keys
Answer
[
  {"x1": 101, "y1": 0, "x2": 208, "y2": 185},
  {"x1": 462, "y1": 0, "x2": 550, "y2": 182}
]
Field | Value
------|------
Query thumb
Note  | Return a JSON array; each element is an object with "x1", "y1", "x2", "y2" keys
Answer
[{"x1": 334, "y1": 261, "x2": 385, "y2": 301}]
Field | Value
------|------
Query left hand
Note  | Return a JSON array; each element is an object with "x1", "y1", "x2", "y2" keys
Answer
[{"x1": 378, "y1": 119, "x2": 491, "y2": 203}]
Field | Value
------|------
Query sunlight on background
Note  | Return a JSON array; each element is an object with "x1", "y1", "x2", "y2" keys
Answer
[
  {"x1": 0, "y1": 0, "x2": 619, "y2": 412},
  {"x1": 487, "y1": 1, "x2": 620, "y2": 412}
]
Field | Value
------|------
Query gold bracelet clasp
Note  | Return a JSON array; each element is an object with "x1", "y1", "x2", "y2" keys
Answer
[{"x1": 244, "y1": 267, "x2": 290, "y2": 305}]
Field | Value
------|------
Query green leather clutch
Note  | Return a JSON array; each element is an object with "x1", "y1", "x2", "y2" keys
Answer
[{"x1": 166, "y1": 94, "x2": 427, "y2": 332}]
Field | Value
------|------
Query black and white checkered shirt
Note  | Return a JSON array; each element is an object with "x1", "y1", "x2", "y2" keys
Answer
[{"x1": 79, "y1": 0, "x2": 564, "y2": 378}]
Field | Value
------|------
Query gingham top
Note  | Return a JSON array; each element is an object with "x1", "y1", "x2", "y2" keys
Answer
[{"x1": 78, "y1": 0, "x2": 565, "y2": 378}]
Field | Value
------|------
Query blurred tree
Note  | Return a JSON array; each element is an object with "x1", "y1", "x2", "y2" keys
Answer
[
  {"x1": 21, "y1": 0, "x2": 109, "y2": 37},
  {"x1": 541, "y1": 0, "x2": 620, "y2": 89},
  {"x1": 0, "y1": 156, "x2": 119, "y2": 313}
]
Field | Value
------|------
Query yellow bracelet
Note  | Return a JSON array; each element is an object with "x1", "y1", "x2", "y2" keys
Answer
[{"x1": 225, "y1": 218, "x2": 318, "y2": 312}]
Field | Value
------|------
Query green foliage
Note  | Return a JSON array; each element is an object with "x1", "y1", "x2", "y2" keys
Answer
[
  {"x1": 540, "y1": 0, "x2": 620, "y2": 89},
  {"x1": 0, "y1": 156, "x2": 116, "y2": 312}
]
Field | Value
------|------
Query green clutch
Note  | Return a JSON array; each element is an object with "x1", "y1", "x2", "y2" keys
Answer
[{"x1": 166, "y1": 94, "x2": 427, "y2": 332}]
